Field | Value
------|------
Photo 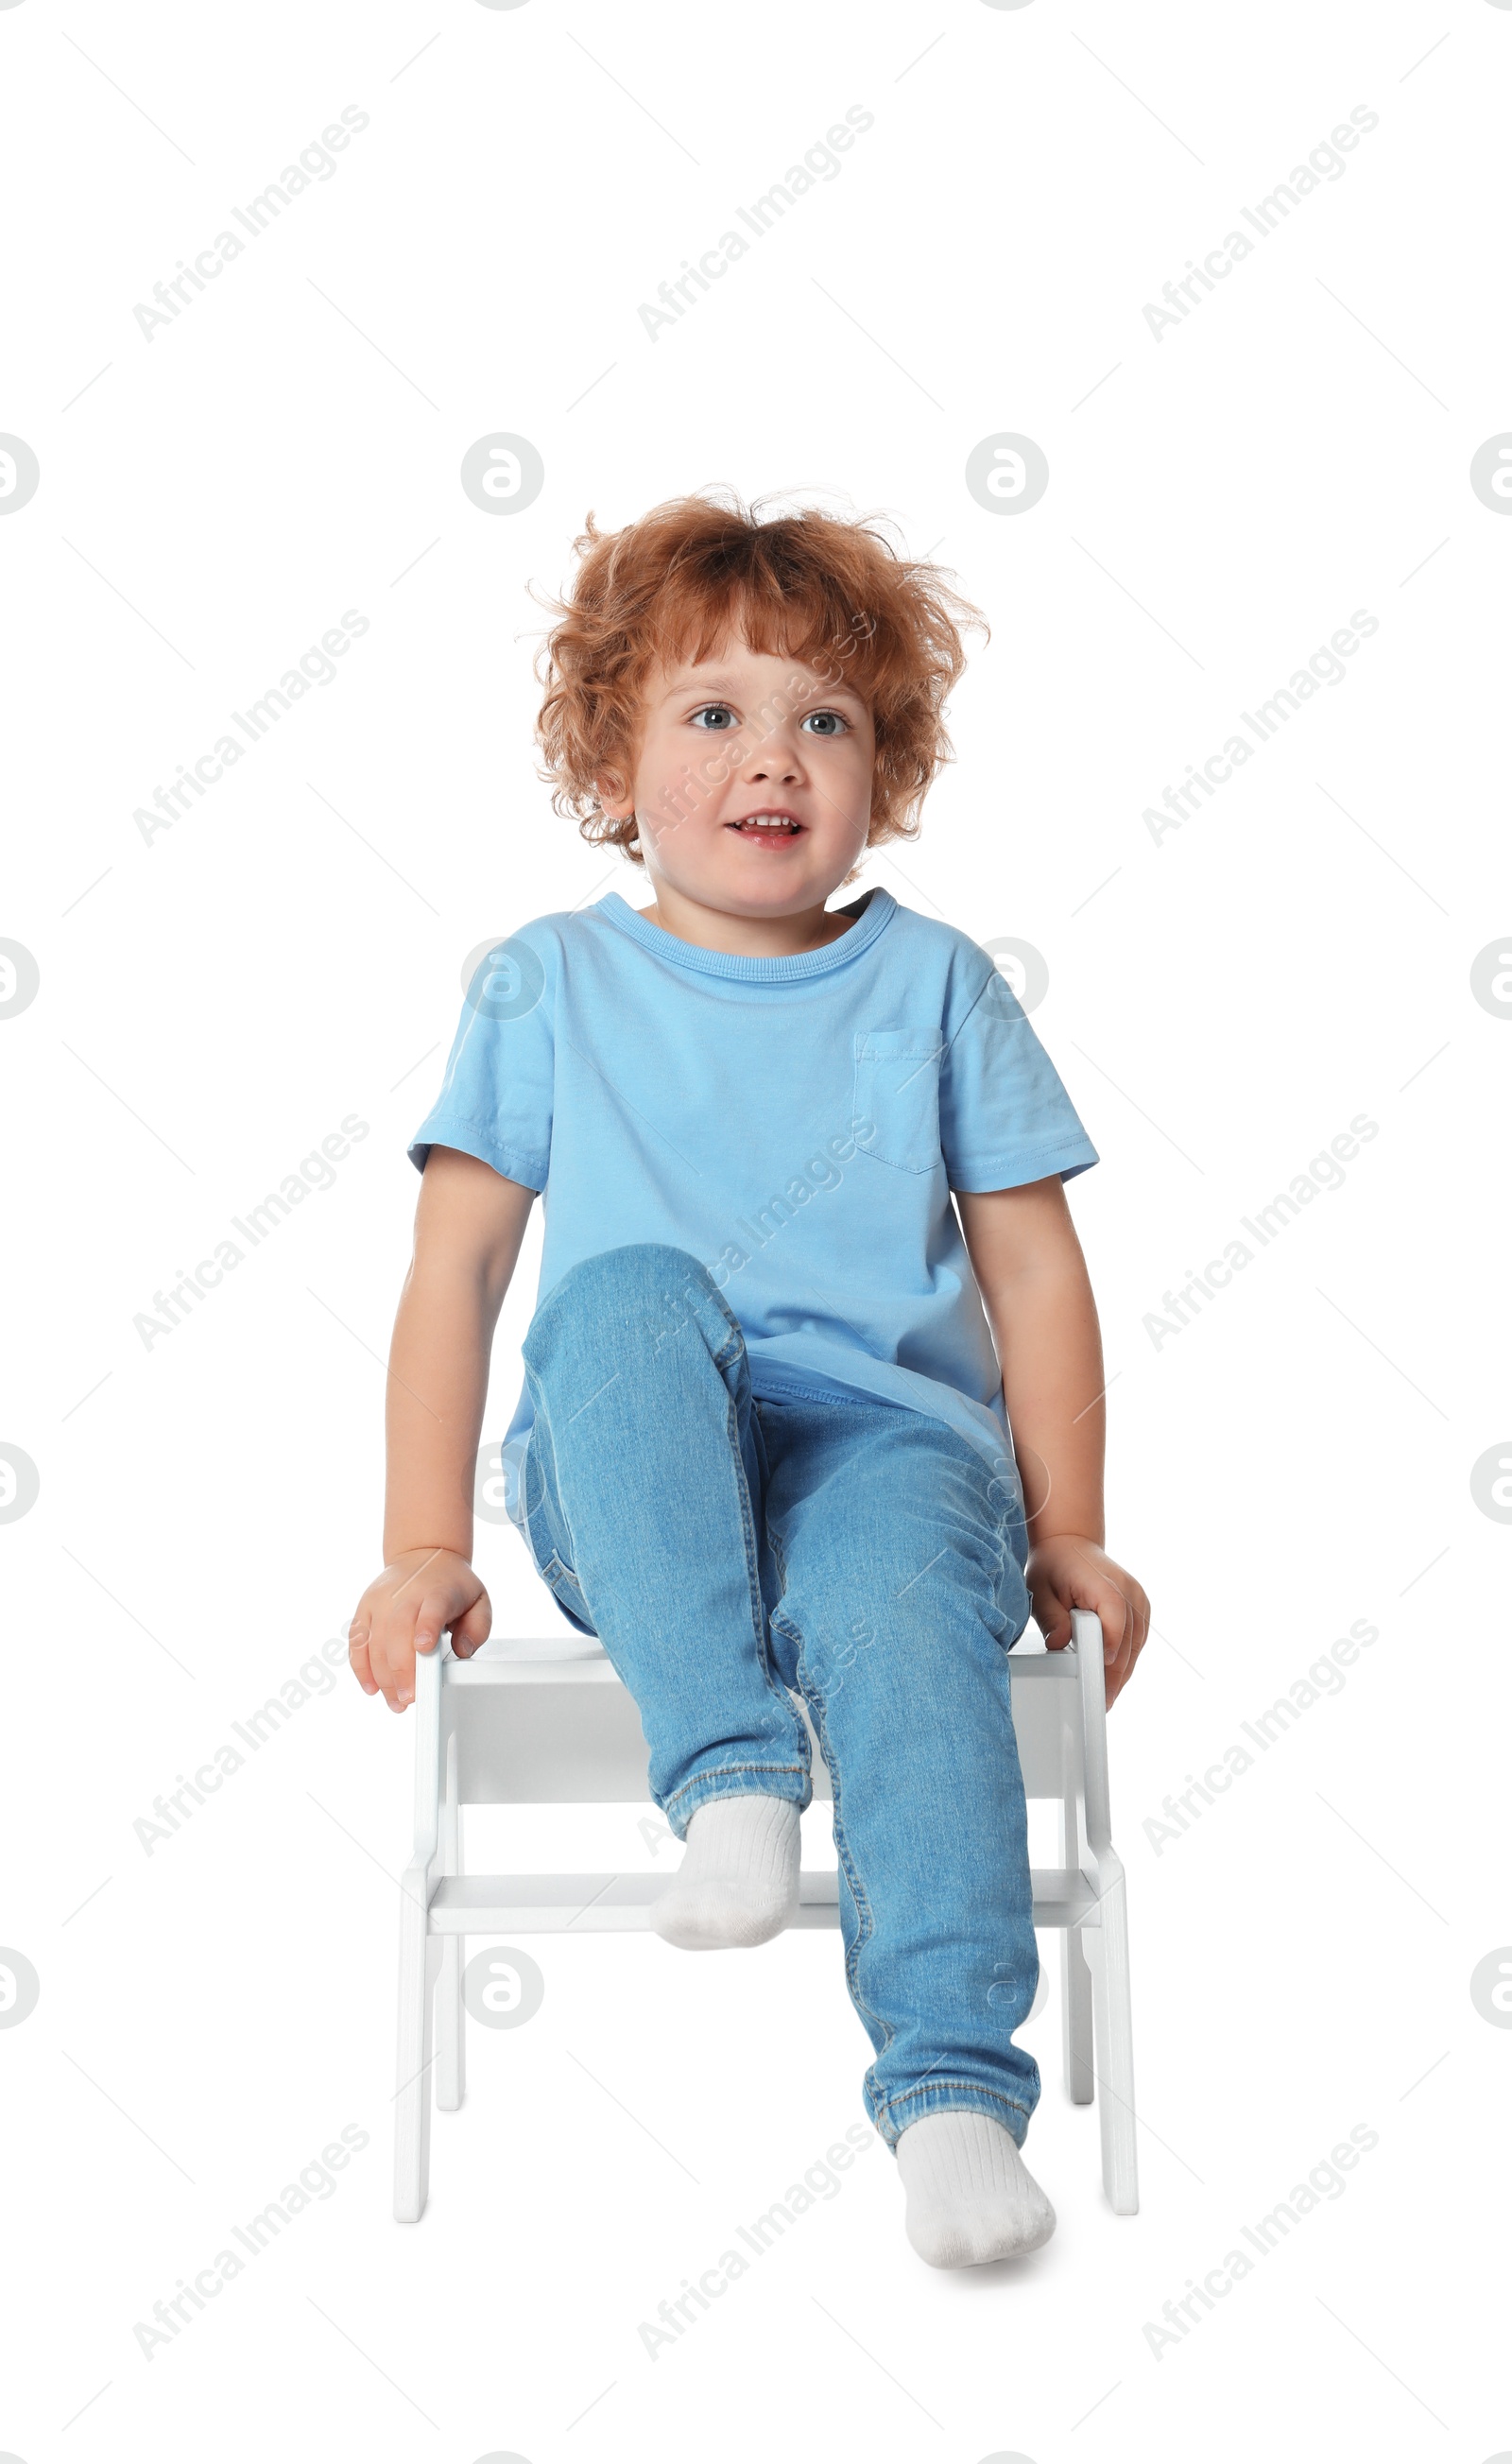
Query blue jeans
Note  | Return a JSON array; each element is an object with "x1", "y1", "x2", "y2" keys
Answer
[{"x1": 514, "y1": 1243, "x2": 1042, "y2": 2150}]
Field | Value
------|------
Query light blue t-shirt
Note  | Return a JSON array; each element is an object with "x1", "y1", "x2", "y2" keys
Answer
[{"x1": 408, "y1": 886, "x2": 1097, "y2": 1479}]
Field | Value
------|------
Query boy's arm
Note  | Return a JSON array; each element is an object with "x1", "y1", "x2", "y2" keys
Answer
[
  {"x1": 348, "y1": 1146, "x2": 537, "y2": 1711},
  {"x1": 954, "y1": 1176, "x2": 1149, "y2": 1706}
]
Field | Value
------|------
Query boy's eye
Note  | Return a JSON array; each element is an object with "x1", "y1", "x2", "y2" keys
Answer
[{"x1": 686, "y1": 702, "x2": 850, "y2": 736}]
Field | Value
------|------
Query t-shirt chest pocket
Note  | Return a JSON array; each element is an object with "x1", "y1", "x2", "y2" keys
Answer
[{"x1": 851, "y1": 1026, "x2": 946, "y2": 1174}]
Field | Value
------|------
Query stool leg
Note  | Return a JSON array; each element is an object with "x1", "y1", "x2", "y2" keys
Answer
[
  {"x1": 1061, "y1": 1924, "x2": 1095, "y2": 2104},
  {"x1": 1090, "y1": 1863, "x2": 1139, "y2": 2214},
  {"x1": 436, "y1": 1749, "x2": 465, "y2": 2112},
  {"x1": 436, "y1": 1938, "x2": 464, "y2": 2112},
  {"x1": 394, "y1": 1892, "x2": 436, "y2": 2223},
  {"x1": 1059, "y1": 1795, "x2": 1094, "y2": 2102}
]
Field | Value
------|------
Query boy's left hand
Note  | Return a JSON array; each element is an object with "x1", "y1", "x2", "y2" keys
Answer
[{"x1": 1026, "y1": 1535, "x2": 1150, "y2": 1708}]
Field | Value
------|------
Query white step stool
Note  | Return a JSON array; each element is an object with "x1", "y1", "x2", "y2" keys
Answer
[{"x1": 394, "y1": 1608, "x2": 1137, "y2": 2221}]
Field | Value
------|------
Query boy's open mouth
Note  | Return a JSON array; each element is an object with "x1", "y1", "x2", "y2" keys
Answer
[{"x1": 727, "y1": 810, "x2": 804, "y2": 842}]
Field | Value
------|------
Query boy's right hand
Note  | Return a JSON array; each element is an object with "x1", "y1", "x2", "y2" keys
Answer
[{"x1": 347, "y1": 1548, "x2": 492, "y2": 1712}]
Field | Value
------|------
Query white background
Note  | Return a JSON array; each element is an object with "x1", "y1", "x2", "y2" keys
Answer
[{"x1": 1, "y1": 0, "x2": 1507, "y2": 2455}]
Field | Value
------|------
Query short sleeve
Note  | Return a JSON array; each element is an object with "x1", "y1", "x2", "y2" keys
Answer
[
  {"x1": 406, "y1": 929, "x2": 557, "y2": 1190},
  {"x1": 938, "y1": 958, "x2": 1098, "y2": 1193}
]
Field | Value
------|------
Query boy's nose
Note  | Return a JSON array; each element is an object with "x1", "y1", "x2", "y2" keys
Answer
[{"x1": 743, "y1": 740, "x2": 804, "y2": 783}]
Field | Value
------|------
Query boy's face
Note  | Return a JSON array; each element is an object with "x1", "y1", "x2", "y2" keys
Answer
[{"x1": 595, "y1": 634, "x2": 875, "y2": 918}]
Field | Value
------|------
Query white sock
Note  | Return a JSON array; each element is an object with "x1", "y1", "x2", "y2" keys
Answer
[
  {"x1": 650, "y1": 1793, "x2": 800, "y2": 1950},
  {"x1": 895, "y1": 2111, "x2": 1057, "y2": 2266}
]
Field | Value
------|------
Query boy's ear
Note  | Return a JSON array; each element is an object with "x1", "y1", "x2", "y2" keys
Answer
[{"x1": 593, "y1": 766, "x2": 631, "y2": 819}]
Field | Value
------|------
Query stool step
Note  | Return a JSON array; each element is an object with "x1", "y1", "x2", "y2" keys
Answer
[{"x1": 427, "y1": 1869, "x2": 1098, "y2": 1935}]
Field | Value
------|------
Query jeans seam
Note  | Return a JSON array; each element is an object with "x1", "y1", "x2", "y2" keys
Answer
[
  {"x1": 881, "y1": 2082, "x2": 1034, "y2": 2132},
  {"x1": 751, "y1": 1380, "x2": 900, "y2": 1410},
  {"x1": 775, "y1": 1602, "x2": 894, "y2": 2077},
  {"x1": 729, "y1": 1384, "x2": 797, "y2": 1724},
  {"x1": 663, "y1": 1764, "x2": 808, "y2": 1818},
  {"x1": 521, "y1": 1371, "x2": 589, "y2": 1593}
]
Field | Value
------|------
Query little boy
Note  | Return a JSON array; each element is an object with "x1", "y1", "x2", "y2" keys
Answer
[{"x1": 349, "y1": 490, "x2": 1149, "y2": 2268}]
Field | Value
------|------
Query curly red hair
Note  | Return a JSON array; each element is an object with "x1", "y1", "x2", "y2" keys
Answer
[{"x1": 532, "y1": 488, "x2": 987, "y2": 865}]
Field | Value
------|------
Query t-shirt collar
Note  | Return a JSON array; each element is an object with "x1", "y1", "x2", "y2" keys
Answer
[{"x1": 593, "y1": 884, "x2": 896, "y2": 981}]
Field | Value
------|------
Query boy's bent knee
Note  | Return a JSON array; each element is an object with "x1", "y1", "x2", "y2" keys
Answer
[
  {"x1": 525, "y1": 1244, "x2": 729, "y2": 1360},
  {"x1": 545, "y1": 1242, "x2": 714, "y2": 1310}
]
